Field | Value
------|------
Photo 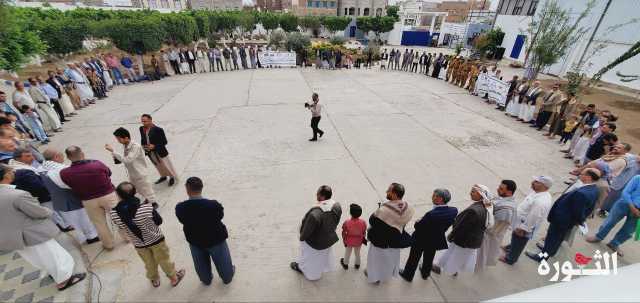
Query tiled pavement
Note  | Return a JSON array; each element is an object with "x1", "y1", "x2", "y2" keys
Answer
[{"x1": 0, "y1": 234, "x2": 90, "y2": 303}]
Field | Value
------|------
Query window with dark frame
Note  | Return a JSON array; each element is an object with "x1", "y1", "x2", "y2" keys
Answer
[
  {"x1": 527, "y1": 0, "x2": 539, "y2": 16},
  {"x1": 512, "y1": 0, "x2": 525, "y2": 15}
]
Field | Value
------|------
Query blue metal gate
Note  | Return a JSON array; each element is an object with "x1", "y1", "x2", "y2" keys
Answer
[{"x1": 510, "y1": 34, "x2": 526, "y2": 59}]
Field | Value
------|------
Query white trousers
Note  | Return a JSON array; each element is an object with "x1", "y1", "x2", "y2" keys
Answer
[
  {"x1": 17, "y1": 239, "x2": 75, "y2": 284},
  {"x1": 59, "y1": 94, "x2": 76, "y2": 115},
  {"x1": 41, "y1": 201, "x2": 70, "y2": 228},
  {"x1": 130, "y1": 176, "x2": 157, "y2": 204},
  {"x1": 60, "y1": 209, "x2": 99, "y2": 243}
]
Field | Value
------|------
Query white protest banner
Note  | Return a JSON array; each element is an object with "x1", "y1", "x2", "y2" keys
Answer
[
  {"x1": 488, "y1": 76, "x2": 510, "y2": 106},
  {"x1": 258, "y1": 51, "x2": 297, "y2": 68},
  {"x1": 475, "y1": 73, "x2": 490, "y2": 96}
]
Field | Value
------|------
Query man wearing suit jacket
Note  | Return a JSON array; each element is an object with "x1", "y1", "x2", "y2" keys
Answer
[
  {"x1": 140, "y1": 114, "x2": 177, "y2": 186},
  {"x1": 399, "y1": 188, "x2": 458, "y2": 282},
  {"x1": 526, "y1": 168, "x2": 601, "y2": 261},
  {"x1": 533, "y1": 83, "x2": 563, "y2": 130}
]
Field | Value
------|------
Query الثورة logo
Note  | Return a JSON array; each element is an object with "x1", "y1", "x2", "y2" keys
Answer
[{"x1": 537, "y1": 250, "x2": 618, "y2": 282}]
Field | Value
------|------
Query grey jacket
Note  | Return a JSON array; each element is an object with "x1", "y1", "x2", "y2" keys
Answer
[
  {"x1": 299, "y1": 199, "x2": 342, "y2": 250},
  {"x1": 0, "y1": 185, "x2": 58, "y2": 251}
]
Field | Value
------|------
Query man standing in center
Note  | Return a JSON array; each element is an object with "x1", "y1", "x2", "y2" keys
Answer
[
  {"x1": 60, "y1": 146, "x2": 118, "y2": 250},
  {"x1": 105, "y1": 127, "x2": 157, "y2": 204},
  {"x1": 399, "y1": 188, "x2": 457, "y2": 282},
  {"x1": 176, "y1": 177, "x2": 234, "y2": 285},
  {"x1": 366, "y1": 183, "x2": 415, "y2": 284},
  {"x1": 290, "y1": 185, "x2": 342, "y2": 281},
  {"x1": 140, "y1": 114, "x2": 177, "y2": 186},
  {"x1": 476, "y1": 180, "x2": 517, "y2": 271},
  {"x1": 305, "y1": 93, "x2": 324, "y2": 142}
]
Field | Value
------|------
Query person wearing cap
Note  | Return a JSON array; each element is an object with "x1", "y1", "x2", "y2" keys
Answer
[
  {"x1": 399, "y1": 188, "x2": 457, "y2": 282},
  {"x1": 499, "y1": 176, "x2": 553, "y2": 265},
  {"x1": 526, "y1": 168, "x2": 601, "y2": 262},
  {"x1": 432, "y1": 184, "x2": 493, "y2": 276}
]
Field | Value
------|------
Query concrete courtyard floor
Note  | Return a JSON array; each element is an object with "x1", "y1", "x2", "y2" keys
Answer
[{"x1": 44, "y1": 67, "x2": 639, "y2": 302}]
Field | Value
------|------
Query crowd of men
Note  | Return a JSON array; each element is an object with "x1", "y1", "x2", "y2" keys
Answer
[{"x1": 0, "y1": 46, "x2": 638, "y2": 296}]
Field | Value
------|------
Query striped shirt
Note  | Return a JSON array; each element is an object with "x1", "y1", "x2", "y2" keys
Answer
[{"x1": 110, "y1": 203, "x2": 164, "y2": 248}]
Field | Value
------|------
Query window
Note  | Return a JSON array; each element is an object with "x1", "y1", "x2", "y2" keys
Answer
[
  {"x1": 344, "y1": 8, "x2": 348, "y2": 15},
  {"x1": 323, "y1": 1, "x2": 327, "y2": 8},
  {"x1": 148, "y1": 0, "x2": 157, "y2": 8},
  {"x1": 348, "y1": 7, "x2": 355, "y2": 15},
  {"x1": 527, "y1": 0, "x2": 539, "y2": 16},
  {"x1": 174, "y1": 0, "x2": 181, "y2": 10},
  {"x1": 308, "y1": 0, "x2": 312, "y2": 7},
  {"x1": 330, "y1": 1, "x2": 335, "y2": 8},
  {"x1": 375, "y1": 8, "x2": 382, "y2": 16},
  {"x1": 363, "y1": 8, "x2": 369, "y2": 16},
  {"x1": 512, "y1": 0, "x2": 524, "y2": 15},
  {"x1": 357, "y1": 7, "x2": 360, "y2": 16},
  {"x1": 314, "y1": 1, "x2": 320, "y2": 8}
]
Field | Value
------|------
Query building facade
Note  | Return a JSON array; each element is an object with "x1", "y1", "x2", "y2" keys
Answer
[
  {"x1": 494, "y1": 0, "x2": 640, "y2": 90},
  {"x1": 433, "y1": 0, "x2": 490, "y2": 23},
  {"x1": 135, "y1": 0, "x2": 187, "y2": 10},
  {"x1": 256, "y1": 0, "x2": 291, "y2": 11},
  {"x1": 292, "y1": 0, "x2": 338, "y2": 16},
  {"x1": 337, "y1": 0, "x2": 387, "y2": 17},
  {"x1": 188, "y1": 0, "x2": 242, "y2": 10}
]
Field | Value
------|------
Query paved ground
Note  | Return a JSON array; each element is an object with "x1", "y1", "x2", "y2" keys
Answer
[{"x1": 31, "y1": 67, "x2": 638, "y2": 302}]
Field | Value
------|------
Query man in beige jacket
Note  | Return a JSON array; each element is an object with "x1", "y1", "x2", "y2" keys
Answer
[
  {"x1": 105, "y1": 127, "x2": 157, "y2": 204},
  {"x1": 534, "y1": 83, "x2": 563, "y2": 131}
]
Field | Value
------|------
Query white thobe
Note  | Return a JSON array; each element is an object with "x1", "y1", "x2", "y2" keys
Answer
[
  {"x1": 17, "y1": 239, "x2": 75, "y2": 284},
  {"x1": 111, "y1": 142, "x2": 156, "y2": 203},
  {"x1": 297, "y1": 241, "x2": 335, "y2": 281},
  {"x1": 366, "y1": 244, "x2": 401, "y2": 283}
]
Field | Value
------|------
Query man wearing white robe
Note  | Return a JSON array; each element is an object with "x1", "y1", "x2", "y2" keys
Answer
[
  {"x1": 290, "y1": 185, "x2": 342, "y2": 281},
  {"x1": 476, "y1": 180, "x2": 517, "y2": 272},
  {"x1": 27, "y1": 78, "x2": 62, "y2": 132},
  {"x1": 433, "y1": 184, "x2": 494, "y2": 276},
  {"x1": 518, "y1": 81, "x2": 542, "y2": 123},
  {"x1": 366, "y1": 183, "x2": 415, "y2": 283},
  {"x1": 105, "y1": 127, "x2": 157, "y2": 204}
]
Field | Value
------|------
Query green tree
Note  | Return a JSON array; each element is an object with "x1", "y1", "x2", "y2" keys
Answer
[
  {"x1": 237, "y1": 12, "x2": 256, "y2": 39},
  {"x1": 162, "y1": 13, "x2": 198, "y2": 45},
  {"x1": 299, "y1": 16, "x2": 322, "y2": 37},
  {"x1": 386, "y1": 5, "x2": 399, "y2": 21},
  {"x1": 258, "y1": 11, "x2": 280, "y2": 33},
  {"x1": 286, "y1": 32, "x2": 311, "y2": 53},
  {"x1": 279, "y1": 14, "x2": 298, "y2": 32},
  {"x1": 591, "y1": 41, "x2": 640, "y2": 82},
  {"x1": 215, "y1": 11, "x2": 239, "y2": 38},
  {"x1": 322, "y1": 16, "x2": 351, "y2": 35},
  {"x1": 268, "y1": 29, "x2": 287, "y2": 50},
  {"x1": 0, "y1": 2, "x2": 46, "y2": 71},
  {"x1": 39, "y1": 18, "x2": 89, "y2": 55},
  {"x1": 525, "y1": 0, "x2": 595, "y2": 80},
  {"x1": 104, "y1": 17, "x2": 166, "y2": 55},
  {"x1": 473, "y1": 27, "x2": 504, "y2": 58}
]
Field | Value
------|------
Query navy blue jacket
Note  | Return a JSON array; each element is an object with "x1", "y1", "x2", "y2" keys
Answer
[
  {"x1": 548, "y1": 184, "x2": 599, "y2": 229},
  {"x1": 175, "y1": 198, "x2": 228, "y2": 249},
  {"x1": 411, "y1": 206, "x2": 458, "y2": 250},
  {"x1": 12, "y1": 170, "x2": 51, "y2": 203}
]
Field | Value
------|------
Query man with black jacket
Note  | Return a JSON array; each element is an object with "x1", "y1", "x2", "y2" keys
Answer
[
  {"x1": 176, "y1": 177, "x2": 234, "y2": 285},
  {"x1": 399, "y1": 188, "x2": 457, "y2": 282},
  {"x1": 290, "y1": 185, "x2": 342, "y2": 281},
  {"x1": 140, "y1": 114, "x2": 177, "y2": 186}
]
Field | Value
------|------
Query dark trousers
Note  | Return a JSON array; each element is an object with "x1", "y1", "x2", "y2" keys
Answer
[
  {"x1": 402, "y1": 244, "x2": 436, "y2": 280},
  {"x1": 215, "y1": 59, "x2": 224, "y2": 71},
  {"x1": 310, "y1": 116, "x2": 323, "y2": 139},
  {"x1": 560, "y1": 131, "x2": 573, "y2": 143},
  {"x1": 170, "y1": 60, "x2": 180, "y2": 74},
  {"x1": 50, "y1": 99, "x2": 66, "y2": 121},
  {"x1": 536, "y1": 111, "x2": 553, "y2": 129},
  {"x1": 188, "y1": 60, "x2": 196, "y2": 73},
  {"x1": 505, "y1": 231, "x2": 529, "y2": 264},
  {"x1": 209, "y1": 60, "x2": 215, "y2": 72},
  {"x1": 541, "y1": 223, "x2": 571, "y2": 258},
  {"x1": 189, "y1": 241, "x2": 234, "y2": 285}
]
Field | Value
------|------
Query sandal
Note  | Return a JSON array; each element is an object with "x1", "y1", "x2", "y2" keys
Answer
[
  {"x1": 151, "y1": 279, "x2": 160, "y2": 288},
  {"x1": 290, "y1": 262, "x2": 302, "y2": 274},
  {"x1": 58, "y1": 273, "x2": 86, "y2": 291},
  {"x1": 171, "y1": 269, "x2": 185, "y2": 287}
]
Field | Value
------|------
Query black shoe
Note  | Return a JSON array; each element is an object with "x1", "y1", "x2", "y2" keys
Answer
[
  {"x1": 431, "y1": 265, "x2": 441, "y2": 275},
  {"x1": 319, "y1": 131, "x2": 324, "y2": 138},
  {"x1": 155, "y1": 177, "x2": 167, "y2": 184},
  {"x1": 86, "y1": 237, "x2": 100, "y2": 244},
  {"x1": 398, "y1": 269, "x2": 412, "y2": 282},
  {"x1": 354, "y1": 264, "x2": 360, "y2": 270},
  {"x1": 525, "y1": 251, "x2": 543, "y2": 262},
  {"x1": 290, "y1": 262, "x2": 302, "y2": 274},
  {"x1": 309, "y1": 138, "x2": 317, "y2": 141},
  {"x1": 57, "y1": 224, "x2": 75, "y2": 233},
  {"x1": 419, "y1": 264, "x2": 429, "y2": 280},
  {"x1": 340, "y1": 258, "x2": 348, "y2": 270},
  {"x1": 536, "y1": 242, "x2": 545, "y2": 251},
  {"x1": 168, "y1": 177, "x2": 175, "y2": 186}
]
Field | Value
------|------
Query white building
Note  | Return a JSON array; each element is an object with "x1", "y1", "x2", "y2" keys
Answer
[
  {"x1": 387, "y1": 0, "x2": 448, "y2": 46},
  {"x1": 494, "y1": 0, "x2": 640, "y2": 90}
]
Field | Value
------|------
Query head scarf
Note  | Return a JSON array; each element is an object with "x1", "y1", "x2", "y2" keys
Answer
[{"x1": 473, "y1": 184, "x2": 494, "y2": 205}]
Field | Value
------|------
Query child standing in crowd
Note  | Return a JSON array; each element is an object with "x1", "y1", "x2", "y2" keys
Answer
[
  {"x1": 560, "y1": 115, "x2": 579, "y2": 144},
  {"x1": 340, "y1": 203, "x2": 367, "y2": 270}
]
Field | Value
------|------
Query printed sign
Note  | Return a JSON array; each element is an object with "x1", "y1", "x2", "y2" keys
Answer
[
  {"x1": 258, "y1": 51, "x2": 297, "y2": 68},
  {"x1": 537, "y1": 250, "x2": 618, "y2": 282},
  {"x1": 475, "y1": 73, "x2": 509, "y2": 106}
]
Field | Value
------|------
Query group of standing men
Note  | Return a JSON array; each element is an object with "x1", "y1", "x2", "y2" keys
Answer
[{"x1": 162, "y1": 44, "x2": 262, "y2": 76}]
